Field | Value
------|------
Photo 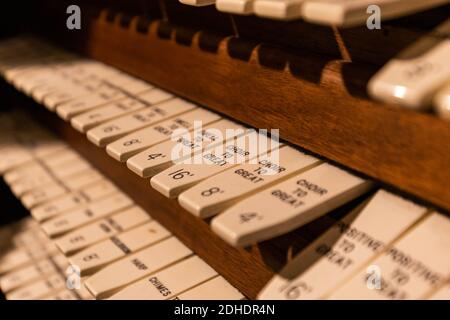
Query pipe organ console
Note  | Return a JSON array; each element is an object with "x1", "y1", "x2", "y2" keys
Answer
[{"x1": 0, "y1": 0, "x2": 449, "y2": 300}]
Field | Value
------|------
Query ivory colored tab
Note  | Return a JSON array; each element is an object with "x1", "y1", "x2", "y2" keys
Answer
[
  {"x1": 44, "y1": 289, "x2": 79, "y2": 300},
  {"x1": 63, "y1": 169, "x2": 104, "y2": 190},
  {"x1": 61, "y1": 64, "x2": 118, "y2": 85},
  {"x1": 32, "y1": 146, "x2": 72, "y2": 162},
  {"x1": 136, "y1": 88, "x2": 175, "y2": 105},
  {"x1": 258, "y1": 190, "x2": 427, "y2": 300},
  {"x1": 3, "y1": 161, "x2": 43, "y2": 184},
  {"x1": 11, "y1": 227, "x2": 49, "y2": 249},
  {"x1": 21, "y1": 183, "x2": 67, "y2": 209},
  {"x1": 10, "y1": 173, "x2": 55, "y2": 197},
  {"x1": 72, "y1": 77, "x2": 106, "y2": 91},
  {"x1": 126, "y1": 119, "x2": 246, "y2": 178},
  {"x1": 14, "y1": 57, "x2": 74, "y2": 78},
  {"x1": 104, "y1": 74, "x2": 153, "y2": 94},
  {"x1": 179, "y1": 146, "x2": 321, "y2": 218},
  {"x1": 110, "y1": 256, "x2": 218, "y2": 300},
  {"x1": 28, "y1": 77, "x2": 76, "y2": 101},
  {"x1": 368, "y1": 19, "x2": 450, "y2": 109},
  {"x1": 0, "y1": 142, "x2": 28, "y2": 153},
  {"x1": 27, "y1": 77, "x2": 67, "y2": 97},
  {"x1": 78, "y1": 180, "x2": 118, "y2": 201},
  {"x1": 173, "y1": 276, "x2": 244, "y2": 300},
  {"x1": 0, "y1": 257, "x2": 57, "y2": 292},
  {"x1": 330, "y1": 212, "x2": 450, "y2": 300},
  {"x1": 1, "y1": 139, "x2": 25, "y2": 152},
  {"x1": 41, "y1": 79, "x2": 103, "y2": 109},
  {"x1": 56, "y1": 87, "x2": 126, "y2": 120},
  {"x1": 12, "y1": 229, "x2": 50, "y2": 249},
  {"x1": 0, "y1": 250, "x2": 34, "y2": 274},
  {"x1": 55, "y1": 206, "x2": 151, "y2": 255},
  {"x1": 86, "y1": 98, "x2": 195, "y2": 147},
  {"x1": 4, "y1": 162, "x2": 44, "y2": 184},
  {"x1": 65, "y1": 74, "x2": 105, "y2": 90},
  {"x1": 15, "y1": 70, "x2": 59, "y2": 92},
  {"x1": 106, "y1": 108, "x2": 221, "y2": 162},
  {"x1": 212, "y1": 163, "x2": 373, "y2": 247},
  {"x1": 85, "y1": 237, "x2": 192, "y2": 299},
  {"x1": 45, "y1": 282, "x2": 94, "y2": 300},
  {"x1": 31, "y1": 192, "x2": 90, "y2": 222},
  {"x1": 433, "y1": 82, "x2": 450, "y2": 120},
  {"x1": 0, "y1": 151, "x2": 34, "y2": 176},
  {"x1": 68, "y1": 221, "x2": 171, "y2": 276},
  {"x1": 50, "y1": 253, "x2": 71, "y2": 270},
  {"x1": 71, "y1": 96, "x2": 148, "y2": 133},
  {"x1": 254, "y1": 0, "x2": 305, "y2": 20},
  {"x1": 42, "y1": 86, "x2": 93, "y2": 110},
  {"x1": 41, "y1": 152, "x2": 81, "y2": 169},
  {"x1": 15, "y1": 169, "x2": 99, "y2": 198},
  {"x1": 30, "y1": 179, "x2": 117, "y2": 222},
  {"x1": 0, "y1": 153, "x2": 29, "y2": 174},
  {"x1": 0, "y1": 56, "x2": 41, "y2": 75},
  {"x1": 41, "y1": 193, "x2": 134, "y2": 237},
  {"x1": 5, "y1": 55, "x2": 68, "y2": 78},
  {"x1": 216, "y1": 0, "x2": 255, "y2": 14},
  {"x1": 7, "y1": 273, "x2": 66, "y2": 300},
  {"x1": 0, "y1": 219, "x2": 41, "y2": 243},
  {"x1": 32, "y1": 144, "x2": 68, "y2": 158},
  {"x1": 302, "y1": 0, "x2": 450, "y2": 27},
  {"x1": 38, "y1": 150, "x2": 81, "y2": 168},
  {"x1": 7, "y1": 169, "x2": 48, "y2": 192},
  {"x1": 150, "y1": 132, "x2": 281, "y2": 198},
  {"x1": 31, "y1": 141, "x2": 70, "y2": 159},
  {"x1": 180, "y1": 0, "x2": 216, "y2": 6},
  {"x1": 4, "y1": 62, "x2": 53, "y2": 82},
  {"x1": 429, "y1": 283, "x2": 450, "y2": 300},
  {"x1": 50, "y1": 160, "x2": 92, "y2": 180},
  {"x1": 0, "y1": 243, "x2": 58, "y2": 274},
  {"x1": 0, "y1": 141, "x2": 27, "y2": 152}
]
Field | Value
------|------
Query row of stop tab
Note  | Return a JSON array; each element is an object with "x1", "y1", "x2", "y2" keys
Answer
[
  {"x1": 0, "y1": 35, "x2": 375, "y2": 248},
  {"x1": 1, "y1": 35, "x2": 450, "y2": 299},
  {"x1": 0, "y1": 114, "x2": 245, "y2": 300},
  {"x1": 0, "y1": 35, "x2": 440, "y2": 250},
  {"x1": 179, "y1": 0, "x2": 449, "y2": 28}
]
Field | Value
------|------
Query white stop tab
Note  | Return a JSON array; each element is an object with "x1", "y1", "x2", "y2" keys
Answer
[
  {"x1": 257, "y1": 190, "x2": 427, "y2": 300},
  {"x1": 211, "y1": 163, "x2": 373, "y2": 247}
]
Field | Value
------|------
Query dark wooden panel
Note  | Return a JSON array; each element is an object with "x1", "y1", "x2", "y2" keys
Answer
[{"x1": 33, "y1": 108, "x2": 273, "y2": 299}]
